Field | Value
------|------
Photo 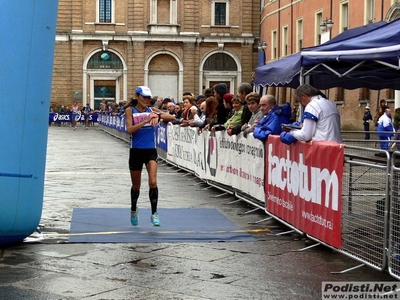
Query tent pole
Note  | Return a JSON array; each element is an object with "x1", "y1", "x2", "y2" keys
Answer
[
  {"x1": 300, "y1": 66, "x2": 304, "y2": 85},
  {"x1": 395, "y1": 90, "x2": 400, "y2": 110}
]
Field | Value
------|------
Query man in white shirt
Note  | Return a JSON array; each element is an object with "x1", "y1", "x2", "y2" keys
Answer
[
  {"x1": 377, "y1": 108, "x2": 394, "y2": 150},
  {"x1": 280, "y1": 84, "x2": 342, "y2": 144}
]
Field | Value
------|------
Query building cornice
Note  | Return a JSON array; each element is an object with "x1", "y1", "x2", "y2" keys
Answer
[{"x1": 55, "y1": 32, "x2": 255, "y2": 45}]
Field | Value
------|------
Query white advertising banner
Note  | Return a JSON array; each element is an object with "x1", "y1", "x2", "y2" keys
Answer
[
  {"x1": 204, "y1": 130, "x2": 265, "y2": 202},
  {"x1": 167, "y1": 125, "x2": 205, "y2": 177},
  {"x1": 167, "y1": 123, "x2": 175, "y2": 164},
  {"x1": 194, "y1": 129, "x2": 206, "y2": 179},
  {"x1": 235, "y1": 133, "x2": 265, "y2": 202}
]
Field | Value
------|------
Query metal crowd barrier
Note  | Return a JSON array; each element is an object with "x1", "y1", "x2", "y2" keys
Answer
[
  {"x1": 99, "y1": 123, "x2": 400, "y2": 279},
  {"x1": 389, "y1": 151, "x2": 400, "y2": 279},
  {"x1": 339, "y1": 145, "x2": 390, "y2": 271}
]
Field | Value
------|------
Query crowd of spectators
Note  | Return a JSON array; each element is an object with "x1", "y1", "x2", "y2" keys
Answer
[
  {"x1": 50, "y1": 82, "x2": 296, "y2": 140},
  {"x1": 51, "y1": 83, "x2": 345, "y2": 148},
  {"x1": 126, "y1": 82, "x2": 296, "y2": 143}
]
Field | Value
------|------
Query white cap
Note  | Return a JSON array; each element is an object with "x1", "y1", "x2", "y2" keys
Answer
[{"x1": 135, "y1": 86, "x2": 152, "y2": 97}]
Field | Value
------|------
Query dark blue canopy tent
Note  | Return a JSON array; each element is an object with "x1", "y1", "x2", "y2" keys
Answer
[
  {"x1": 253, "y1": 20, "x2": 388, "y2": 89},
  {"x1": 253, "y1": 53, "x2": 301, "y2": 88},
  {"x1": 301, "y1": 18, "x2": 400, "y2": 90}
]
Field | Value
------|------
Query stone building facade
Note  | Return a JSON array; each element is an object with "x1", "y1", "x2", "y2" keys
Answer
[
  {"x1": 260, "y1": 0, "x2": 400, "y2": 129},
  {"x1": 52, "y1": 0, "x2": 261, "y2": 109}
]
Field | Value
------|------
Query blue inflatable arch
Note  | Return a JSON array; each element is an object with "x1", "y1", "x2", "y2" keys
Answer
[{"x1": 0, "y1": 1, "x2": 59, "y2": 245}]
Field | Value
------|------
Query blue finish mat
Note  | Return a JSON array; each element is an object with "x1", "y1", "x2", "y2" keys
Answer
[{"x1": 69, "y1": 208, "x2": 256, "y2": 243}]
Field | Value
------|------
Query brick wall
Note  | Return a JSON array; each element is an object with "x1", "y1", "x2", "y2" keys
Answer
[{"x1": 51, "y1": 0, "x2": 259, "y2": 108}]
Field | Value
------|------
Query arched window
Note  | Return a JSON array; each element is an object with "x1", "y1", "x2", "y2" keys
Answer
[
  {"x1": 203, "y1": 53, "x2": 237, "y2": 71},
  {"x1": 87, "y1": 51, "x2": 123, "y2": 69}
]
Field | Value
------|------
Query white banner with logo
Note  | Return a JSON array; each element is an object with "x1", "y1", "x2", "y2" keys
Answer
[
  {"x1": 204, "y1": 130, "x2": 265, "y2": 201},
  {"x1": 167, "y1": 125, "x2": 205, "y2": 178},
  {"x1": 166, "y1": 125, "x2": 265, "y2": 202}
]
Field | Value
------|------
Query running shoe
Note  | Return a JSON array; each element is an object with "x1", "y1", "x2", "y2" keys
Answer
[
  {"x1": 150, "y1": 212, "x2": 161, "y2": 226},
  {"x1": 130, "y1": 207, "x2": 139, "y2": 226}
]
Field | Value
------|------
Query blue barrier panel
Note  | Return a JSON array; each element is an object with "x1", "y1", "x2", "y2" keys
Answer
[
  {"x1": 156, "y1": 123, "x2": 168, "y2": 152},
  {"x1": 0, "y1": 1, "x2": 59, "y2": 245},
  {"x1": 49, "y1": 112, "x2": 99, "y2": 124}
]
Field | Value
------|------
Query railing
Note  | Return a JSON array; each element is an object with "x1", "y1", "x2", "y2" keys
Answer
[
  {"x1": 389, "y1": 151, "x2": 400, "y2": 279},
  {"x1": 340, "y1": 146, "x2": 390, "y2": 271},
  {"x1": 98, "y1": 116, "x2": 399, "y2": 279}
]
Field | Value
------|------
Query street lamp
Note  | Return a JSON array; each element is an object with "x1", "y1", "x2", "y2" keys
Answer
[
  {"x1": 258, "y1": 41, "x2": 267, "y2": 66},
  {"x1": 320, "y1": 18, "x2": 334, "y2": 32},
  {"x1": 258, "y1": 41, "x2": 267, "y2": 52}
]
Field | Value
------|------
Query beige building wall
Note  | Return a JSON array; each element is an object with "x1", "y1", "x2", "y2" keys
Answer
[
  {"x1": 51, "y1": 0, "x2": 261, "y2": 109},
  {"x1": 260, "y1": 0, "x2": 400, "y2": 129}
]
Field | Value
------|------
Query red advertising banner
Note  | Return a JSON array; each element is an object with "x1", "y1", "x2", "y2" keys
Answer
[{"x1": 265, "y1": 136, "x2": 344, "y2": 248}]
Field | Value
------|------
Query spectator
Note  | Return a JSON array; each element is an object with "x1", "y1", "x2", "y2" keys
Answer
[
  {"x1": 223, "y1": 93, "x2": 234, "y2": 119},
  {"x1": 151, "y1": 96, "x2": 158, "y2": 107},
  {"x1": 241, "y1": 92, "x2": 263, "y2": 138},
  {"x1": 202, "y1": 96, "x2": 219, "y2": 132},
  {"x1": 374, "y1": 99, "x2": 389, "y2": 127},
  {"x1": 393, "y1": 107, "x2": 400, "y2": 147},
  {"x1": 112, "y1": 103, "x2": 120, "y2": 116},
  {"x1": 118, "y1": 101, "x2": 125, "y2": 115},
  {"x1": 204, "y1": 88, "x2": 213, "y2": 98},
  {"x1": 377, "y1": 108, "x2": 394, "y2": 150},
  {"x1": 83, "y1": 103, "x2": 92, "y2": 129},
  {"x1": 189, "y1": 101, "x2": 206, "y2": 127},
  {"x1": 280, "y1": 84, "x2": 342, "y2": 144},
  {"x1": 213, "y1": 83, "x2": 229, "y2": 124},
  {"x1": 106, "y1": 102, "x2": 113, "y2": 114},
  {"x1": 97, "y1": 103, "x2": 104, "y2": 113},
  {"x1": 166, "y1": 102, "x2": 176, "y2": 116},
  {"x1": 119, "y1": 100, "x2": 130, "y2": 116},
  {"x1": 253, "y1": 94, "x2": 291, "y2": 142},
  {"x1": 363, "y1": 106, "x2": 373, "y2": 140},
  {"x1": 155, "y1": 97, "x2": 163, "y2": 109},
  {"x1": 290, "y1": 107, "x2": 298, "y2": 123},
  {"x1": 162, "y1": 101, "x2": 181, "y2": 124},
  {"x1": 212, "y1": 96, "x2": 243, "y2": 131},
  {"x1": 160, "y1": 98, "x2": 172, "y2": 112},
  {"x1": 180, "y1": 95, "x2": 197, "y2": 127},
  {"x1": 380, "y1": 98, "x2": 388, "y2": 109},
  {"x1": 174, "y1": 104, "x2": 182, "y2": 119},
  {"x1": 196, "y1": 95, "x2": 206, "y2": 106},
  {"x1": 229, "y1": 82, "x2": 253, "y2": 136},
  {"x1": 393, "y1": 107, "x2": 400, "y2": 131},
  {"x1": 58, "y1": 105, "x2": 66, "y2": 114},
  {"x1": 58, "y1": 105, "x2": 66, "y2": 127}
]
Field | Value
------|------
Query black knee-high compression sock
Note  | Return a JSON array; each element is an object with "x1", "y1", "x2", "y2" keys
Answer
[
  {"x1": 131, "y1": 188, "x2": 140, "y2": 211},
  {"x1": 149, "y1": 187, "x2": 158, "y2": 214}
]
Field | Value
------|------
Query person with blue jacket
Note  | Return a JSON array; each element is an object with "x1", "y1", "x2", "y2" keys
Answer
[
  {"x1": 377, "y1": 108, "x2": 394, "y2": 150},
  {"x1": 253, "y1": 94, "x2": 291, "y2": 142}
]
